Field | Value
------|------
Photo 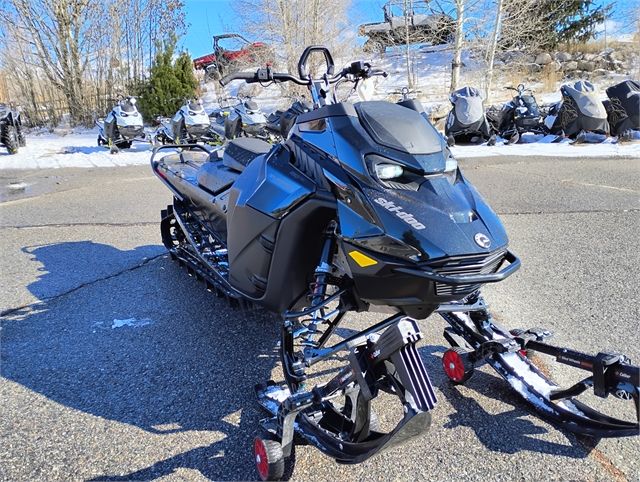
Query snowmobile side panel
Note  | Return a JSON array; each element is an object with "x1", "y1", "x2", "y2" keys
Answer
[{"x1": 226, "y1": 146, "x2": 336, "y2": 310}]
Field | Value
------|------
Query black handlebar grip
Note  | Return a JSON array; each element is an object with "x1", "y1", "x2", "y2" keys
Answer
[{"x1": 219, "y1": 71, "x2": 257, "y2": 86}]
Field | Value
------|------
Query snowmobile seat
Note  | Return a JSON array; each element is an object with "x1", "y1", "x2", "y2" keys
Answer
[
  {"x1": 222, "y1": 137, "x2": 271, "y2": 172},
  {"x1": 197, "y1": 159, "x2": 240, "y2": 195}
]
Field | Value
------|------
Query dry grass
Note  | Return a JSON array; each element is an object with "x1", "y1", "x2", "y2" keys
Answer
[
  {"x1": 540, "y1": 64, "x2": 560, "y2": 92},
  {"x1": 558, "y1": 39, "x2": 630, "y2": 54}
]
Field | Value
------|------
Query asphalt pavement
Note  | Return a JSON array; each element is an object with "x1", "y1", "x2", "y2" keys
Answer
[{"x1": 1, "y1": 154, "x2": 639, "y2": 481}]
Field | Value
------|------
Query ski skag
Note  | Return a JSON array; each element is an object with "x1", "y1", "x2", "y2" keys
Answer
[{"x1": 151, "y1": 46, "x2": 638, "y2": 480}]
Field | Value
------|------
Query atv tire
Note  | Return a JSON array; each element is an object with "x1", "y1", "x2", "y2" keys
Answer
[
  {"x1": 17, "y1": 128, "x2": 26, "y2": 147},
  {"x1": 1, "y1": 125, "x2": 19, "y2": 154}
]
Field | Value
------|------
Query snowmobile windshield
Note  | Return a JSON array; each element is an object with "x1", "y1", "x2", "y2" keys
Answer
[
  {"x1": 606, "y1": 80, "x2": 640, "y2": 103},
  {"x1": 244, "y1": 100, "x2": 260, "y2": 113},
  {"x1": 520, "y1": 95, "x2": 540, "y2": 116},
  {"x1": 563, "y1": 81, "x2": 607, "y2": 119},
  {"x1": 188, "y1": 101, "x2": 204, "y2": 112},
  {"x1": 355, "y1": 101, "x2": 445, "y2": 167},
  {"x1": 121, "y1": 102, "x2": 137, "y2": 113}
]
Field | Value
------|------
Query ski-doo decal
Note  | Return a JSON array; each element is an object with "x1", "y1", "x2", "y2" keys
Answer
[{"x1": 374, "y1": 197, "x2": 426, "y2": 230}]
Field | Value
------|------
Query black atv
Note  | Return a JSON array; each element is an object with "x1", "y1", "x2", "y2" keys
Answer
[{"x1": 0, "y1": 104, "x2": 26, "y2": 154}]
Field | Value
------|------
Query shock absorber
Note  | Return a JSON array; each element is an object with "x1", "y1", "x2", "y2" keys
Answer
[{"x1": 304, "y1": 224, "x2": 336, "y2": 345}]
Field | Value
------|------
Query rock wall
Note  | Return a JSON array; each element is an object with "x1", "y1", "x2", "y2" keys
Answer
[{"x1": 495, "y1": 44, "x2": 636, "y2": 81}]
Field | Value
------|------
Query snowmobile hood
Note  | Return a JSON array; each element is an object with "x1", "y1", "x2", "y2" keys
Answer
[
  {"x1": 343, "y1": 170, "x2": 509, "y2": 261},
  {"x1": 113, "y1": 105, "x2": 143, "y2": 127},
  {"x1": 562, "y1": 81, "x2": 607, "y2": 119}
]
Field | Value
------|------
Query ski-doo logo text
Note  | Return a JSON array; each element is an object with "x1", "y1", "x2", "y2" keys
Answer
[{"x1": 374, "y1": 198, "x2": 426, "y2": 230}]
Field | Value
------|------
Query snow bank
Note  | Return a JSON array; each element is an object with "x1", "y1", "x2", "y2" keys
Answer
[
  {"x1": 0, "y1": 128, "x2": 153, "y2": 170},
  {"x1": 2, "y1": 126, "x2": 638, "y2": 170},
  {"x1": 451, "y1": 134, "x2": 640, "y2": 159}
]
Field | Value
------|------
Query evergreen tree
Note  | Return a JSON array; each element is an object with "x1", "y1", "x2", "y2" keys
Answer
[
  {"x1": 138, "y1": 37, "x2": 198, "y2": 121},
  {"x1": 551, "y1": 0, "x2": 611, "y2": 46},
  {"x1": 501, "y1": 0, "x2": 611, "y2": 50},
  {"x1": 175, "y1": 52, "x2": 199, "y2": 96}
]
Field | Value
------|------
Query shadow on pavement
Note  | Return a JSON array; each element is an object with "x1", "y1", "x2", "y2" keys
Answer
[
  {"x1": 22, "y1": 241, "x2": 164, "y2": 301},
  {"x1": 1, "y1": 240, "x2": 590, "y2": 480},
  {"x1": 2, "y1": 241, "x2": 282, "y2": 480}
]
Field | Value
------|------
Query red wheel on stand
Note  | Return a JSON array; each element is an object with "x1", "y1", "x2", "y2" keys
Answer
[
  {"x1": 253, "y1": 435, "x2": 295, "y2": 481},
  {"x1": 442, "y1": 347, "x2": 474, "y2": 384}
]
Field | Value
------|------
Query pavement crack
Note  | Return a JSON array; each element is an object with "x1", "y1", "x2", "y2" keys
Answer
[{"x1": 0, "y1": 253, "x2": 165, "y2": 317}]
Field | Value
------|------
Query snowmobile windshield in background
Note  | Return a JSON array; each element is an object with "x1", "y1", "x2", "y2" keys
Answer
[
  {"x1": 562, "y1": 80, "x2": 607, "y2": 119},
  {"x1": 355, "y1": 101, "x2": 445, "y2": 171},
  {"x1": 121, "y1": 101, "x2": 136, "y2": 113},
  {"x1": 244, "y1": 100, "x2": 259, "y2": 112},
  {"x1": 606, "y1": 80, "x2": 640, "y2": 100},
  {"x1": 520, "y1": 95, "x2": 540, "y2": 116},
  {"x1": 188, "y1": 101, "x2": 204, "y2": 112}
]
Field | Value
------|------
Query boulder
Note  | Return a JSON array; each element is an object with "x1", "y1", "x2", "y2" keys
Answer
[
  {"x1": 535, "y1": 52, "x2": 553, "y2": 65},
  {"x1": 584, "y1": 53, "x2": 598, "y2": 61},
  {"x1": 526, "y1": 63, "x2": 543, "y2": 74},
  {"x1": 548, "y1": 60, "x2": 562, "y2": 72},
  {"x1": 563, "y1": 61, "x2": 578, "y2": 71},
  {"x1": 592, "y1": 69, "x2": 609, "y2": 77},
  {"x1": 577, "y1": 60, "x2": 595, "y2": 72},
  {"x1": 556, "y1": 52, "x2": 572, "y2": 62}
]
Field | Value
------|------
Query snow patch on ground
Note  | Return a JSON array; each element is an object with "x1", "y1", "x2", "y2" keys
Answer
[
  {"x1": 0, "y1": 128, "x2": 153, "y2": 170},
  {"x1": 111, "y1": 317, "x2": 153, "y2": 329},
  {"x1": 2, "y1": 123, "x2": 638, "y2": 170},
  {"x1": 451, "y1": 137, "x2": 640, "y2": 159}
]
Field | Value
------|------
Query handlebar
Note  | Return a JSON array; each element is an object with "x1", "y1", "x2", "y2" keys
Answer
[
  {"x1": 220, "y1": 61, "x2": 388, "y2": 88},
  {"x1": 220, "y1": 68, "x2": 310, "y2": 86}
]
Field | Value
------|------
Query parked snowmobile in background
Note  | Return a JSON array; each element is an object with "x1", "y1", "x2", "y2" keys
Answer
[
  {"x1": 487, "y1": 84, "x2": 547, "y2": 144},
  {"x1": 604, "y1": 80, "x2": 640, "y2": 140},
  {"x1": 151, "y1": 47, "x2": 639, "y2": 481},
  {"x1": 547, "y1": 80, "x2": 609, "y2": 142},
  {"x1": 97, "y1": 97, "x2": 145, "y2": 153},
  {"x1": 154, "y1": 99, "x2": 216, "y2": 145},
  {"x1": 210, "y1": 96, "x2": 272, "y2": 141},
  {"x1": 445, "y1": 87, "x2": 495, "y2": 145},
  {"x1": 0, "y1": 103, "x2": 25, "y2": 154},
  {"x1": 265, "y1": 97, "x2": 313, "y2": 140}
]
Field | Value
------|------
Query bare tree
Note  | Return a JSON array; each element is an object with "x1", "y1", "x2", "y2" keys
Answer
[
  {"x1": 450, "y1": 0, "x2": 465, "y2": 91},
  {"x1": 0, "y1": 0, "x2": 185, "y2": 125},
  {"x1": 234, "y1": 0, "x2": 354, "y2": 81},
  {"x1": 484, "y1": 0, "x2": 503, "y2": 98}
]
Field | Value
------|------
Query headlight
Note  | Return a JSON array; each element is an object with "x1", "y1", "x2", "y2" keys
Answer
[
  {"x1": 188, "y1": 111, "x2": 195, "y2": 115},
  {"x1": 375, "y1": 163, "x2": 404, "y2": 180},
  {"x1": 120, "y1": 112, "x2": 128, "y2": 117}
]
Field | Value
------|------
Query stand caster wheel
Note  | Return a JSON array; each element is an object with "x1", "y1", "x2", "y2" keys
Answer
[
  {"x1": 253, "y1": 435, "x2": 295, "y2": 481},
  {"x1": 442, "y1": 347, "x2": 474, "y2": 384}
]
